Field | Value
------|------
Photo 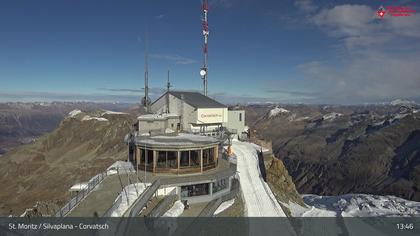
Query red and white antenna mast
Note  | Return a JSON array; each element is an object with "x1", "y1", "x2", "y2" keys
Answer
[{"x1": 200, "y1": 0, "x2": 209, "y2": 96}]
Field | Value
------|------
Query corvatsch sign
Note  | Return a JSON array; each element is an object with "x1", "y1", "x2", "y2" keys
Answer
[{"x1": 197, "y1": 108, "x2": 227, "y2": 124}]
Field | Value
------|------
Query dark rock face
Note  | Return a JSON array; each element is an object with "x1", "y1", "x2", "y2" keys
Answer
[
  {"x1": 266, "y1": 157, "x2": 305, "y2": 208},
  {"x1": 250, "y1": 104, "x2": 420, "y2": 201}
]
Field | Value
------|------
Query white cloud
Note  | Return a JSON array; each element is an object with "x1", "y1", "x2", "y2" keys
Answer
[
  {"x1": 155, "y1": 14, "x2": 165, "y2": 20},
  {"x1": 386, "y1": 13, "x2": 420, "y2": 38},
  {"x1": 295, "y1": 0, "x2": 318, "y2": 13},
  {"x1": 291, "y1": 3, "x2": 420, "y2": 104}
]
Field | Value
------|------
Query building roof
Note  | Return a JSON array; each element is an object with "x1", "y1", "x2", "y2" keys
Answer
[
  {"x1": 137, "y1": 113, "x2": 180, "y2": 121},
  {"x1": 134, "y1": 132, "x2": 220, "y2": 148},
  {"x1": 154, "y1": 91, "x2": 227, "y2": 109}
]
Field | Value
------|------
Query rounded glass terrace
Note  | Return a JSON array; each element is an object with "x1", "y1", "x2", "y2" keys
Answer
[{"x1": 132, "y1": 133, "x2": 221, "y2": 174}]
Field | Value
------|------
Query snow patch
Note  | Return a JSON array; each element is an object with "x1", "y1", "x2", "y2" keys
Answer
[
  {"x1": 300, "y1": 194, "x2": 420, "y2": 217},
  {"x1": 102, "y1": 110, "x2": 128, "y2": 115},
  {"x1": 68, "y1": 110, "x2": 82, "y2": 117},
  {"x1": 107, "y1": 161, "x2": 134, "y2": 174},
  {"x1": 294, "y1": 116, "x2": 310, "y2": 122},
  {"x1": 214, "y1": 199, "x2": 235, "y2": 215},
  {"x1": 163, "y1": 200, "x2": 185, "y2": 217},
  {"x1": 323, "y1": 112, "x2": 343, "y2": 121},
  {"x1": 69, "y1": 183, "x2": 88, "y2": 192},
  {"x1": 269, "y1": 107, "x2": 290, "y2": 117},
  {"x1": 390, "y1": 113, "x2": 409, "y2": 123},
  {"x1": 109, "y1": 183, "x2": 150, "y2": 217},
  {"x1": 81, "y1": 115, "x2": 108, "y2": 122},
  {"x1": 165, "y1": 128, "x2": 175, "y2": 134}
]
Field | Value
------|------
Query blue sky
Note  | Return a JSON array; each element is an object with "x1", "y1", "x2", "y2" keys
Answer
[{"x1": 1, "y1": 0, "x2": 419, "y2": 104}]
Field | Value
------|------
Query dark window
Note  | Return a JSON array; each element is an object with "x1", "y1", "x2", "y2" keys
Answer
[
  {"x1": 146, "y1": 150, "x2": 153, "y2": 167},
  {"x1": 157, "y1": 151, "x2": 166, "y2": 167},
  {"x1": 180, "y1": 151, "x2": 189, "y2": 167},
  {"x1": 203, "y1": 148, "x2": 215, "y2": 165},
  {"x1": 167, "y1": 151, "x2": 177, "y2": 168},
  {"x1": 239, "y1": 113, "x2": 242, "y2": 122},
  {"x1": 190, "y1": 150, "x2": 200, "y2": 166},
  {"x1": 181, "y1": 183, "x2": 210, "y2": 197},
  {"x1": 140, "y1": 148, "x2": 146, "y2": 163}
]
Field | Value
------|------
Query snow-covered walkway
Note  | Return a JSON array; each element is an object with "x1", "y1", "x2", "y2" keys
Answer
[
  {"x1": 233, "y1": 141, "x2": 286, "y2": 217},
  {"x1": 233, "y1": 141, "x2": 295, "y2": 235}
]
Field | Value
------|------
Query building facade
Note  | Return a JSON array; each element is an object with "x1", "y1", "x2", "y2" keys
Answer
[{"x1": 151, "y1": 91, "x2": 228, "y2": 134}]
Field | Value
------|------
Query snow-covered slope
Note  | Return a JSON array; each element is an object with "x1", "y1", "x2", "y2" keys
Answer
[
  {"x1": 233, "y1": 141, "x2": 295, "y2": 235},
  {"x1": 288, "y1": 194, "x2": 420, "y2": 217}
]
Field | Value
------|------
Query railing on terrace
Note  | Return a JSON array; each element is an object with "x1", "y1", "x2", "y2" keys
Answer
[
  {"x1": 54, "y1": 171, "x2": 107, "y2": 217},
  {"x1": 128, "y1": 179, "x2": 161, "y2": 217}
]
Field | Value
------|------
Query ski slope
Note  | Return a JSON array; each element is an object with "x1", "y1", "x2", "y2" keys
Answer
[{"x1": 233, "y1": 141, "x2": 286, "y2": 217}]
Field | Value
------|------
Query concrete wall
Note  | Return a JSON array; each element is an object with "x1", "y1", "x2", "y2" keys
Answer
[
  {"x1": 226, "y1": 110, "x2": 246, "y2": 134},
  {"x1": 151, "y1": 94, "x2": 197, "y2": 132},
  {"x1": 139, "y1": 119, "x2": 166, "y2": 133},
  {"x1": 138, "y1": 116, "x2": 181, "y2": 133}
]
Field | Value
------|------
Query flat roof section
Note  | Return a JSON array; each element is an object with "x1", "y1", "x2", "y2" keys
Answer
[
  {"x1": 134, "y1": 133, "x2": 221, "y2": 149},
  {"x1": 137, "y1": 113, "x2": 180, "y2": 121}
]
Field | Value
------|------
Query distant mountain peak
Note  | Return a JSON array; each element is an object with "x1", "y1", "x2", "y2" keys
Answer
[
  {"x1": 390, "y1": 99, "x2": 417, "y2": 106},
  {"x1": 269, "y1": 106, "x2": 290, "y2": 117}
]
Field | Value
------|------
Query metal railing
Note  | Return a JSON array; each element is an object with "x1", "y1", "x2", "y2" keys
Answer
[
  {"x1": 54, "y1": 171, "x2": 107, "y2": 217},
  {"x1": 148, "y1": 188, "x2": 178, "y2": 217},
  {"x1": 128, "y1": 179, "x2": 161, "y2": 217}
]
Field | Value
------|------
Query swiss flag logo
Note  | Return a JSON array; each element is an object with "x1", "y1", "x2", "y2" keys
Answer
[{"x1": 377, "y1": 8, "x2": 386, "y2": 18}]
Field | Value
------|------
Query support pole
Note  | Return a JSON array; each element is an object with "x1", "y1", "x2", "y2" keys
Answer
[
  {"x1": 153, "y1": 150, "x2": 157, "y2": 173},
  {"x1": 200, "y1": 149, "x2": 203, "y2": 173},
  {"x1": 135, "y1": 147, "x2": 140, "y2": 166},
  {"x1": 177, "y1": 151, "x2": 180, "y2": 175},
  {"x1": 214, "y1": 145, "x2": 218, "y2": 163}
]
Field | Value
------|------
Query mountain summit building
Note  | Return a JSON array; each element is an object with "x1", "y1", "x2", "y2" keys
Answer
[
  {"x1": 125, "y1": 91, "x2": 247, "y2": 204},
  {"x1": 137, "y1": 91, "x2": 247, "y2": 136}
]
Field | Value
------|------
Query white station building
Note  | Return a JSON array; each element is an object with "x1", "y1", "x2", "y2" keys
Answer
[{"x1": 137, "y1": 91, "x2": 247, "y2": 137}]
